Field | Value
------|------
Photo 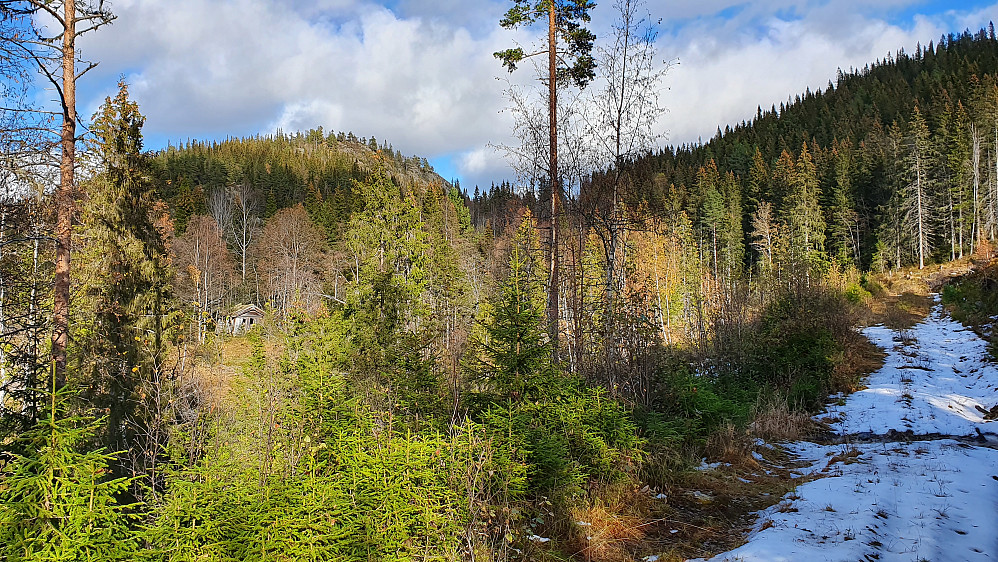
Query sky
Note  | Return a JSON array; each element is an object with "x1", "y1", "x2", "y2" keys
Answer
[{"x1": 61, "y1": 0, "x2": 998, "y2": 190}]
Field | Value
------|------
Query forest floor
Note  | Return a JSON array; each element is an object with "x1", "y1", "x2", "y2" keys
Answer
[{"x1": 678, "y1": 292, "x2": 998, "y2": 562}]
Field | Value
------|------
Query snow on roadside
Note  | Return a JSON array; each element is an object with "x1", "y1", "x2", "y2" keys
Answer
[
  {"x1": 693, "y1": 298, "x2": 998, "y2": 562},
  {"x1": 822, "y1": 301, "x2": 997, "y2": 436},
  {"x1": 700, "y1": 440, "x2": 998, "y2": 561}
]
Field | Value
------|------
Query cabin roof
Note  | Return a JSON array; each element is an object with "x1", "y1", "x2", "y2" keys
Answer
[{"x1": 231, "y1": 304, "x2": 265, "y2": 318}]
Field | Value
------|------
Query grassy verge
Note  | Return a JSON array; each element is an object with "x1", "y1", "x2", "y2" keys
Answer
[
  {"x1": 941, "y1": 259, "x2": 998, "y2": 359},
  {"x1": 614, "y1": 281, "x2": 890, "y2": 560}
]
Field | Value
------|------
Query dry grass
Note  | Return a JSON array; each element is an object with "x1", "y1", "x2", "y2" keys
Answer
[
  {"x1": 196, "y1": 333, "x2": 284, "y2": 409},
  {"x1": 859, "y1": 265, "x2": 937, "y2": 331},
  {"x1": 705, "y1": 423, "x2": 758, "y2": 469},
  {"x1": 824, "y1": 447, "x2": 863, "y2": 470},
  {"x1": 831, "y1": 328, "x2": 887, "y2": 393},
  {"x1": 568, "y1": 498, "x2": 649, "y2": 562},
  {"x1": 749, "y1": 396, "x2": 816, "y2": 442},
  {"x1": 633, "y1": 452, "x2": 812, "y2": 561},
  {"x1": 863, "y1": 290, "x2": 932, "y2": 331},
  {"x1": 877, "y1": 268, "x2": 931, "y2": 297}
]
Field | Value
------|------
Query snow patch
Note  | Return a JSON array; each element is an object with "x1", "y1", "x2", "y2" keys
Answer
[{"x1": 702, "y1": 304, "x2": 998, "y2": 561}]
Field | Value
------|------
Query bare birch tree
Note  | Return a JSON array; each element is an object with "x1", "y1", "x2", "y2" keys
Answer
[
  {"x1": 256, "y1": 204, "x2": 324, "y2": 314},
  {"x1": 230, "y1": 183, "x2": 261, "y2": 284},
  {"x1": 174, "y1": 215, "x2": 235, "y2": 343},
  {"x1": 582, "y1": 0, "x2": 670, "y2": 326}
]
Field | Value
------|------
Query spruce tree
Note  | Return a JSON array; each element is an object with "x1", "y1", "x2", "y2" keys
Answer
[
  {"x1": 0, "y1": 388, "x2": 137, "y2": 561},
  {"x1": 75, "y1": 81, "x2": 172, "y2": 487},
  {"x1": 905, "y1": 105, "x2": 935, "y2": 269},
  {"x1": 465, "y1": 211, "x2": 557, "y2": 403},
  {"x1": 783, "y1": 143, "x2": 827, "y2": 277}
]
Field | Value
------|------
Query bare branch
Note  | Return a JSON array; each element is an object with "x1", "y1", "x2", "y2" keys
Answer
[
  {"x1": 75, "y1": 60, "x2": 98, "y2": 80},
  {"x1": 20, "y1": 0, "x2": 66, "y2": 28}
]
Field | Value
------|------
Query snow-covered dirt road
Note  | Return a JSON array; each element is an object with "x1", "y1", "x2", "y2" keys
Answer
[{"x1": 700, "y1": 299, "x2": 998, "y2": 562}]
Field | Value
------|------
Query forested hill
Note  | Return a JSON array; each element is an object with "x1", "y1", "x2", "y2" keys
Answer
[
  {"x1": 615, "y1": 26, "x2": 998, "y2": 271},
  {"x1": 151, "y1": 129, "x2": 452, "y2": 233}
]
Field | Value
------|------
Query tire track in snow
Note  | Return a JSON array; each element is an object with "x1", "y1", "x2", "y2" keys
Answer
[{"x1": 696, "y1": 298, "x2": 998, "y2": 562}]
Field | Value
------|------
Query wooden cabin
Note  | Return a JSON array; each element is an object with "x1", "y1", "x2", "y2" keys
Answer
[{"x1": 228, "y1": 304, "x2": 265, "y2": 334}]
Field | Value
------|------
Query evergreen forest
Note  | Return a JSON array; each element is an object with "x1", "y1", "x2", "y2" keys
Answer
[{"x1": 2, "y1": 0, "x2": 998, "y2": 559}]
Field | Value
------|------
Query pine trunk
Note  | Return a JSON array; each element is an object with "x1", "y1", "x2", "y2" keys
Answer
[
  {"x1": 547, "y1": 1, "x2": 559, "y2": 358},
  {"x1": 52, "y1": 1, "x2": 77, "y2": 387}
]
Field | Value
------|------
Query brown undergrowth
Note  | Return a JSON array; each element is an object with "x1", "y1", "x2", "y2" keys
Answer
[
  {"x1": 630, "y1": 441, "x2": 815, "y2": 561},
  {"x1": 197, "y1": 331, "x2": 283, "y2": 410},
  {"x1": 939, "y1": 254, "x2": 998, "y2": 359},
  {"x1": 863, "y1": 290, "x2": 932, "y2": 331},
  {"x1": 832, "y1": 327, "x2": 888, "y2": 394},
  {"x1": 856, "y1": 264, "x2": 939, "y2": 331},
  {"x1": 749, "y1": 396, "x2": 819, "y2": 442},
  {"x1": 566, "y1": 493, "x2": 651, "y2": 562},
  {"x1": 621, "y1": 279, "x2": 894, "y2": 561}
]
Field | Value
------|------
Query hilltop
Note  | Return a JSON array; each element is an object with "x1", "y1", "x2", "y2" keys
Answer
[{"x1": 150, "y1": 129, "x2": 453, "y2": 233}]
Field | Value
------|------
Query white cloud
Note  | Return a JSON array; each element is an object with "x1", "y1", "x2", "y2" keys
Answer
[
  {"x1": 67, "y1": 0, "x2": 998, "y2": 189},
  {"x1": 78, "y1": 0, "x2": 524, "y2": 165},
  {"x1": 458, "y1": 146, "x2": 498, "y2": 176},
  {"x1": 268, "y1": 100, "x2": 345, "y2": 133},
  {"x1": 655, "y1": 1, "x2": 998, "y2": 145}
]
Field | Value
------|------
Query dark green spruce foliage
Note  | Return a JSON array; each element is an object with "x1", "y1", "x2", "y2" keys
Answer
[
  {"x1": 343, "y1": 172, "x2": 446, "y2": 423},
  {"x1": 0, "y1": 392, "x2": 137, "y2": 561},
  {"x1": 75, "y1": 81, "x2": 173, "y2": 472},
  {"x1": 466, "y1": 213, "x2": 641, "y2": 503},
  {"x1": 473, "y1": 29, "x2": 998, "y2": 272},
  {"x1": 707, "y1": 288, "x2": 849, "y2": 411},
  {"x1": 480, "y1": 389, "x2": 640, "y2": 503},
  {"x1": 465, "y1": 212, "x2": 556, "y2": 402},
  {"x1": 942, "y1": 263, "x2": 998, "y2": 357}
]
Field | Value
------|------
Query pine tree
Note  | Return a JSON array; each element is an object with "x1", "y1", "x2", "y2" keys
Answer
[
  {"x1": 720, "y1": 171, "x2": 745, "y2": 285},
  {"x1": 878, "y1": 122, "x2": 912, "y2": 270},
  {"x1": 746, "y1": 147, "x2": 770, "y2": 213},
  {"x1": 700, "y1": 184, "x2": 725, "y2": 280},
  {"x1": 750, "y1": 200, "x2": 777, "y2": 272},
  {"x1": 343, "y1": 173, "x2": 440, "y2": 420},
  {"x1": 949, "y1": 101, "x2": 973, "y2": 258},
  {"x1": 495, "y1": 0, "x2": 597, "y2": 356}
]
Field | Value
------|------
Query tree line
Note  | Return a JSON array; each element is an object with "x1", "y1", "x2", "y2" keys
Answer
[
  {"x1": 3, "y1": 1, "x2": 995, "y2": 559},
  {"x1": 630, "y1": 27, "x2": 998, "y2": 272}
]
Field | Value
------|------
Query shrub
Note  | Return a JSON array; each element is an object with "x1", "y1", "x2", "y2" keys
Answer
[
  {"x1": 860, "y1": 273, "x2": 885, "y2": 298},
  {"x1": 145, "y1": 416, "x2": 517, "y2": 562},
  {"x1": 844, "y1": 282, "x2": 872, "y2": 304},
  {"x1": 0, "y1": 403, "x2": 138, "y2": 562},
  {"x1": 481, "y1": 387, "x2": 641, "y2": 505}
]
